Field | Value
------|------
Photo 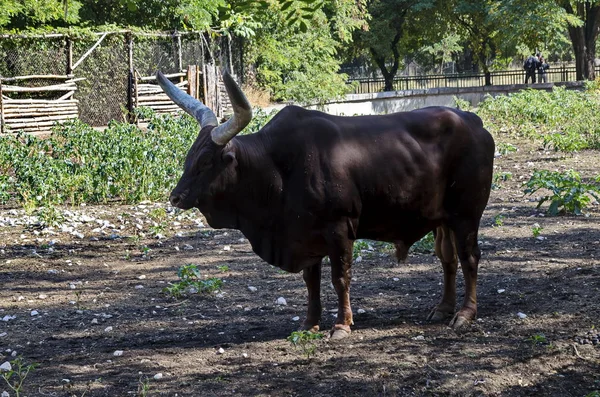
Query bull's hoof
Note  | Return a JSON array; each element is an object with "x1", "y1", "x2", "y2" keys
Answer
[
  {"x1": 449, "y1": 309, "x2": 476, "y2": 330},
  {"x1": 301, "y1": 323, "x2": 320, "y2": 332},
  {"x1": 426, "y1": 305, "x2": 454, "y2": 322},
  {"x1": 329, "y1": 325, "x2": 351, "y2": 341}
]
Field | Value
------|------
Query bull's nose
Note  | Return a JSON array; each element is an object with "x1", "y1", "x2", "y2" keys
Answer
[{"x1": 170, "y1": 194, "x2": 181, "y2": 207}]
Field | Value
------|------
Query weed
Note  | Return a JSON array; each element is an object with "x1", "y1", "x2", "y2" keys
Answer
[
  {"x1": 35, "y1": 206, "x2": 64, "y2": 227},
  {"x1": 353, "y1": 240, "x2": 373, "y2": 259},
  {"x1": 493, "y1": 214, "x2": 504, "y2": 227},
  {"x1": 163, "y1": 264, "x2": 223, "y2": 299},
  {"x1": 524, "y1": 169, "x2": 600, "y2": 215},
  {"x1": 531, "y1": 223, "x2": 543, "y2": 238},
  {"x1": 287, "y1": 330, "x2": 324, "y2": 359},
  {"x1": 585, "y1": 391, "x2": 600, "y2": 397},
  {"x1": 492, "y1": 172, "x2": 513, "y2": 190},
  {"x1": 497, "y1": 142, "x2": 518, "y2": 155},
  {"x1": 217, "y1": 265, "x2": 230, "y2": 272},
  {"x1": 137, "y1": 376, "x2": 151, "y2": 397},
  {"x1": 1, "y1": 357, "x2": 37, "y2": 397},
  {"x1": 527, "y1": 333, "x2": 548, "y2": 345},
  {"x1": 410, "y1": 232, "x2": 435, "y2": 254}
]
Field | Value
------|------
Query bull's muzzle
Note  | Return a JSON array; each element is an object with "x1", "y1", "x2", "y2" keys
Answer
[{"x1": 169, "y1": 194, "x2": 182, "y2": 208}]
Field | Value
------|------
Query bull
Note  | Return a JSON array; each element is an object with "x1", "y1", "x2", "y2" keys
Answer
[{"x1": 157, "y1": 70, "x2": 494, "y2": 339}]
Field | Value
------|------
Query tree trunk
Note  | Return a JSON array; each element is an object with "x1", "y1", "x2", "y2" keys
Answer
[
  {"x1": 370, "y1": 31, "x2": 402, "y2": 92},
  {"x1": 563, "y1": 1, "x2": 600, "y2": 80}
]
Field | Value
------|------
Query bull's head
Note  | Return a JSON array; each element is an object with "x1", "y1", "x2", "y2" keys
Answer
[{"x1": 156, "y1": 70, "x2": 252, "y2": 223}]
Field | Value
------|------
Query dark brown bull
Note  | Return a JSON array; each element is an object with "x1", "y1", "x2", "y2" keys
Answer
[{"x1": 157, "y1": 70, "x2": 494, "y2": 339}]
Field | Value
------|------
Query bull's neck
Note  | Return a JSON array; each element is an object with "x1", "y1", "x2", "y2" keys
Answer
[{"x1": 229, "y1": 135, "x2": 282, "y2": 228}]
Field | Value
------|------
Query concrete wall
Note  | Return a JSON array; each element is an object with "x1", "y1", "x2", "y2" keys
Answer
[{"x1": 301, "y1": 81, "x2": 585, "y2": 115}]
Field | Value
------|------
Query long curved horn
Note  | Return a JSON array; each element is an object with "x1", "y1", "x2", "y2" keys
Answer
[
  {"x1": 210, "y1": 70, "x2": 253, "y2": 146},
  {"x1": 156, "y1": 71, "x2": 218, "y2": 128}
]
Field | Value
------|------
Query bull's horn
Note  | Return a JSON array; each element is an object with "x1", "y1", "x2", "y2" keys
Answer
[
  {"x1": 210, "y1": 70, "x2": 253, "y2": 146},
  {"x1": 155, "y1": 71, "x2": 218, "y2": 128}
]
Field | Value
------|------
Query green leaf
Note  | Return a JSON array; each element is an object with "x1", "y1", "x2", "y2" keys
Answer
[{"x1": 281, "y1": 1, "x2": 294, "y2": 11}]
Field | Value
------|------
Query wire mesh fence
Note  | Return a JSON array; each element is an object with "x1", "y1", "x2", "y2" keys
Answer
[{"x1": 0, "y1": 32, "x2": 237, "y2": 128}]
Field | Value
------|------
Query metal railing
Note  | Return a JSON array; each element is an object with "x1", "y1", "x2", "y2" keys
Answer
[{"x1": 347, "y1": 65, "x2": 600, "y2": 94}]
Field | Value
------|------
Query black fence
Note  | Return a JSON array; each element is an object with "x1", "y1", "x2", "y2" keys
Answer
[{"x1": 347, "y1": 65, "x2": 600, "y2": 94}]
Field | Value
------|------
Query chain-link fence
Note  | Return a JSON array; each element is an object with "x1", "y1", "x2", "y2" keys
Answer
[{"x1": 1, "y1": 32, "x2": 241, "y2": 127}]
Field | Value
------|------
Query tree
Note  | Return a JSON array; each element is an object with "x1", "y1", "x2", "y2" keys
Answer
[
  {"x1": 558, "y1": 1, "x2": 600, "y2": 80},
  {"x1": 352, "y1": 0, "x2": 437, "y2": 91}
]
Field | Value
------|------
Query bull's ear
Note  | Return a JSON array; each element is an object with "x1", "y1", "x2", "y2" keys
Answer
[{"x1": 222, "y1": 151, "x2": 237, "y2": 167}]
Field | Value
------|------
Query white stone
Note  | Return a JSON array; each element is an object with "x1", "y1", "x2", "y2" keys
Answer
[
  {"x1": 247, "y1": 286, "x2": 257, "y2": 292},
  {"x1": 91, "y1": 318, "x2": 98, "y2": 324},
  {"x1": 517, "y1": 312, "x2": 527, "y2": 319},
  {"x1": 183, "y1": 244, "x2": 194, "y2": 250},
  {"x1": 138, "y1": 275, "x2": 146, "y2": 280},
  {"x1": 357, "y1": 309, "x2": 366, "y2": 314},
  {"x1": 113, "y1": 350, "x2": 123, "y2": 356},
  {"x1": 38, "y1": 294, "x2": 48, "y2": 300},
  {"x1": 104, "y1": 326, "x2": 113, "y2": 332},
  {"x1": 355, "y1": 256, "x2": 363, "y2": 263},
  {"x1": 134, "y1": 285, "x2": 144, "y2": 289},
  {"x1": 276, "y1": 297, "x2": 287, "y2": 306},
  {"x1": 30, "y1": 310, "x2": 39, "y2": 316},
  {"x1": 217, "y1": 347, "x2": 225, "y2": 354},
  {"x1": 497, "y1": 289, "x2": 506, "y2": 294},
  {"x1": 1, "y1": 315, "x2": 15, "y2": 322},
  {"x1": 393, "y1": 277, "x2": 400, "y2": 281},
  {"x1": 153, "y1": 373, "x2": 163, "y2": 380},
  {"x1": 2, "y1": 390, "x2": 9, "y2": 397},
  {"x1": 0, "y1": 362, "x2": 11, "y2": 372},
  {"x1": 223, "y1": 245, "x2": 231, "y2": 251},
  {"x1": 292, "y1": 316, "x2": 300, "y2": 321},
  {"x1": 412, "y1": 335, "x2": 425, "y2": 341},
  {"x1": 242, "y1": 353, "x2": 248, "y2": 358}
]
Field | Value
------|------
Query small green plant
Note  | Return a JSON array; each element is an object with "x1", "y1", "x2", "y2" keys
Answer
[
  {"x1": 287, "y1": 330, "x2": 324, "y2": 359},
  {"x1": 527, "y1": 333, "x2": 548, "y2": 345},
  {"x1": 524, "y1": 170, "x2": 600, "y2": 215},
  {"x1": 217, "y1": 265, "x2": 230, "y2": 272},
  {"x1": 584, "y1": 391, "x2": 600, "y2": 397},
  {"x1": 137, "y1": 375, "x2": 151, "y2": 397},
  {"x1": 35, "y1": 206, "x2": 65, "y2": 227},
  {"x1": 410, "y1": 232, "x2": 435, "y2": 254},
  {"x1": 353, "y1": 240, "x2": 373, "y2": 259},
  {"x1": 163, "y1": 264, "x2": 223, "y2": 299},
  {"x1": 493, "y1": 214, "x2": 504, "y2": 227},
  {"x1": 497, "y1": 142, "x2": 517, "y2": 155},
  {"x1": 1, "y1": 357, "x2": 37, "y2": 397},
  {"x1": 492, "y1": 171, "x2": 513, "y2": 190},
  {"x1": 531, "y1": 223, "x2": 543, "y2": 237}
]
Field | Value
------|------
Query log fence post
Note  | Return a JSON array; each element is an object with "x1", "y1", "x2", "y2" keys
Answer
[
  {"x1": 0, "y1": 77, "x2": 4, "y2": 134},
  {"x1": 126, "y1": 32, "x2": 135, "y2": 123}
]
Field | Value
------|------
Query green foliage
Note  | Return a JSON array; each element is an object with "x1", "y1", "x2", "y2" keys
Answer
[
  {"x1": 492, "y1": 214, "x2": 504, "y2": 227},
  {"x1": 531, "y1": 223, "x2": 543, "y2": 238},
  {"x1": 477, "y1": 87, "x2": 600, "y2": 151},
  {"x1": 523, "y1": 170, "x2": 600, "y2": 216},
  {"x1": 492, "y1": 172, "x2": 513, "y2": 190},
  {"x1": 0, "y1": 109, "x2": 197, "y2": 207},
  {"x1": 137, "y1": 375, "x2": 151, "y2": 397},
  {"x1": 246, "y1": 2, "x2": 358, "y2": 104},
  {"x1": 585, "y1": 391, "x2": 600, "y2": 397},
  {"x1": 527, "y1": 333, "x2": 548, "y2": 345},
  {"x1": 496, "y1": 142, "x2": 517, "y2": 155},
  {"x1": 239, "y1": 108, "x2": 278, "y2": 135},
  {"x1": 1, "y1": 357, "x2": 37, "y2": 397},
  {"x1": 163, "y1": 264, "x2": 223, "y2": 299},
  {"x1": 287, "y1": 330, "x2": 324, "y2": 359},
  {"x1": 410, "y1": 232, "x2": 435, "y2": 254}
]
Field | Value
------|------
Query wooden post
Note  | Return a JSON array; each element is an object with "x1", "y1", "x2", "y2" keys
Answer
[
  {"x1": 175, "y1": 32, "x2": 183, "y2": 78},
  {"x1": 0, "y1": 77, "x2": 4, "y2": 134},
  {"x1": 66, "y1": 37, "x2": 73, "y2": 75},
  {"x1": 187, "y1": 65, "x2": 198, "y2": 99},
  {"x1": 126, "y1": 32, "x2": 135, "y2": 123}
]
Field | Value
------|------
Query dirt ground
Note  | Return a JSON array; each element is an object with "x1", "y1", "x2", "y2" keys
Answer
[{"x1": 1, "y1": 139, "x2": 599, "y2": 397}]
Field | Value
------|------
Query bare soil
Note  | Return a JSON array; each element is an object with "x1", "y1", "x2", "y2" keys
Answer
[{"x1": 1, "y1": 140, "x2": 599, "y2": 397}]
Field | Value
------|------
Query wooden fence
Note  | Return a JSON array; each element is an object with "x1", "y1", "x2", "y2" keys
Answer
[
  {"x1": 347, "y1": 65, "x2": 600, "y2": 94},
  {"x1": 0, "y1": 75, "x2": 80, "y2": 134}
]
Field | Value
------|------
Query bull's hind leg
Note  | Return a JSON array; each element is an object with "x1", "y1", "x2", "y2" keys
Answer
[
  {"x1": 302, "y1": 260, "x2": 322, "y2": 332},
  {"x1": 427, "y1": 225, "x2": 458, "y2": 322},
  {"x1": 449, "y1": 221, "x2": 481, "y2": 330}
]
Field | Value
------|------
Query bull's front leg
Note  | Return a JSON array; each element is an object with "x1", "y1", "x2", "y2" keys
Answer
[
  {"x1": 328, "y1": 237, "x2": 354, "y2": 340},
  {"x1": 302, "y1": 261, "x2": 322, "y2": 332}
]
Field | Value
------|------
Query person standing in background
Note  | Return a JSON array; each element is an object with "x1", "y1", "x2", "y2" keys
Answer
[
  {"x1": 538, "y1": 56, "x2": 550, "y2": 83},
  {"x1": 524, "y1": 53, "x2": 541, "y2": 84}
]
